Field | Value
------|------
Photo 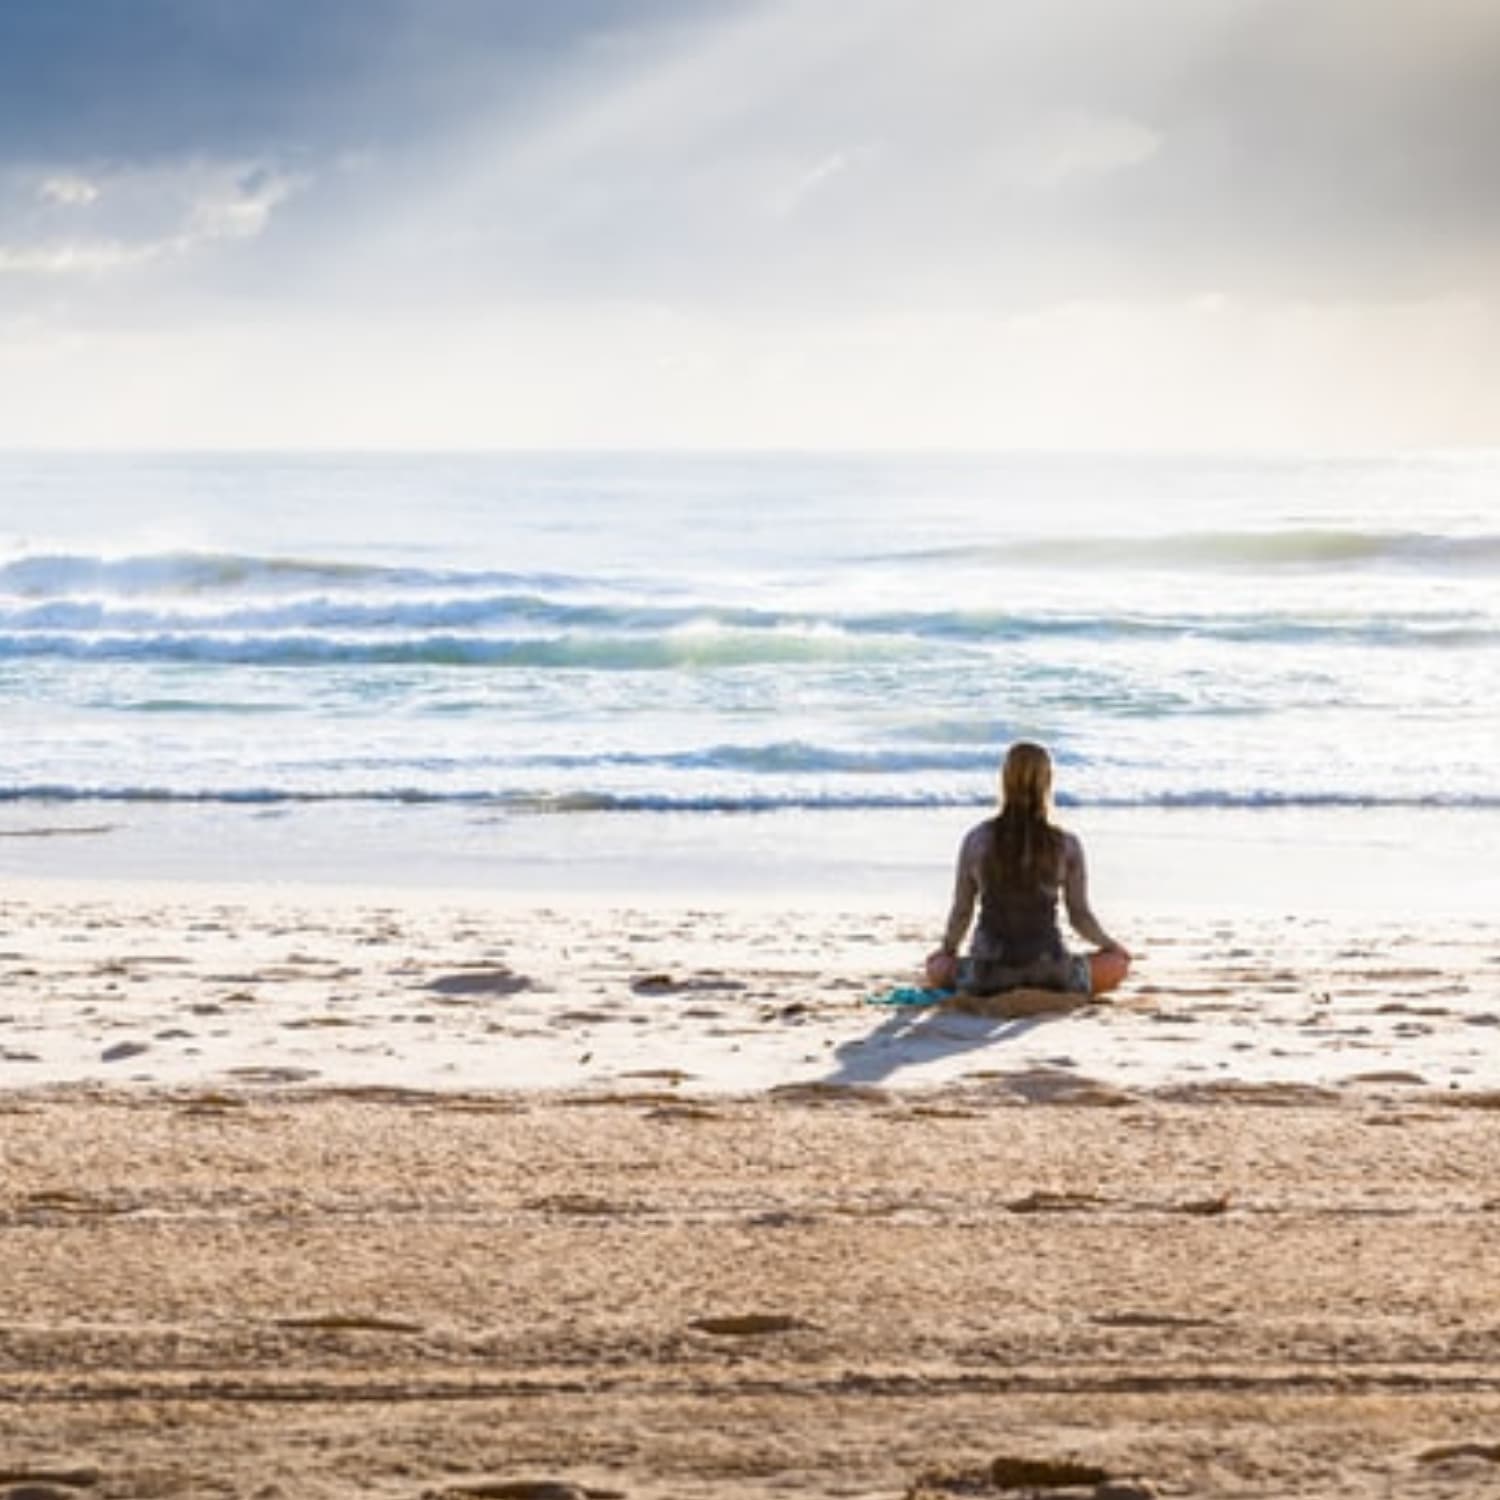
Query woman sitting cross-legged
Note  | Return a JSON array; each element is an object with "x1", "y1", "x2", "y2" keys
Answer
[{"x1": 926, "y1": 741, "x2": 1131, "y2": 1000}]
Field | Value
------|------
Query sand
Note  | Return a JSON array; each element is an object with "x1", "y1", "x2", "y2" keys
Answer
[
  {"x1": 2, "y1": 877, "x2": 1497, "y2": 1096},
  {"x1": 3, "y1": 876, "x2": 1500, "y2": 1498}
]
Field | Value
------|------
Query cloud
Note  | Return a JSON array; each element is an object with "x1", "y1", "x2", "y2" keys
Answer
[
  {"x1": 771, "y1": 151, "x2": 857, "y2": 219},
  {"x1": 1008, "y1": 114, "x2": 1163, "y2": 189},
  {"x1": 0, "y1": 240, "x2": 161, "y2": 276},
  {"x1": 10, "y1": 0, "x2": 1500, "y2": 310},
  {"x1": 0, "y1": 0, "x2": 1497, "y2": 446},
  {"x1": 0, "y1": 160, "x2": 304, "y2": 285},
  {"x1": 185, "y1": 166, "x2": 297, "y2": 243},
  {"x1": 344, "y1": 0, "x2": 1500, "y2": 316},
  {"x1": 38, "y1": 175, "x2": 100, "y2": 207}
]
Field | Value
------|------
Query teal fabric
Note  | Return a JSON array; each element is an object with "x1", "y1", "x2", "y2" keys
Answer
[{"x1": 866, "y1": 985, "x2": 953, "y2": 1008}]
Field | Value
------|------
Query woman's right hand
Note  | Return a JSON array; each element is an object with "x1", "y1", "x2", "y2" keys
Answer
[{"x1": 925, "y1": 949, "x2": 959, "y2": 989}]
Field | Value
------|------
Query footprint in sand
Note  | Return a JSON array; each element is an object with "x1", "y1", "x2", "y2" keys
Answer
[
  {"x1": 421, "y1": 1482, "x2": 610, "y2": 1500},
  {"x1": 690, "y1": 1313, "x2": 813, "y2": 1336},
  {"x1": 427, "y1": 969, "x2": 532, "y2": 997},
  {"x1": 1417, "y1": 1441, "x2": 1500, "y2": 1466},
  {"x1": 645, "y1": 1102, "x2": 722, "y2": 1122},
  {"x1": 275, "y1": 1313, "x2": 423, "y2": 1334},
  {"x1": 224, "y1": 1065, "x2": 321, "y2": 1083},
  {"x1": 0, "y1": 1469, "x2": 104, "y2": 1500},
  {"x1": 916, "y1": 1456, "x2": 1117, "y2": 1494},
  {"x1": 1092, "y1": 1311, "x2": 1219, "y2": 1329},
  {"x1": 630, "y1": 972, "x2": 746, "y2": 996},
  {"x1": 100, "y1": 1040, "x2": 149, "y2": 1063}
]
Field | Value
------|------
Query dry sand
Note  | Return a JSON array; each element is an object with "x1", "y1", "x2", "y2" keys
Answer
[
  {"x1": 2, "y1": 879, "x2": 1497, "y2": 1096},
  {"x1": 2, "y1": 879, "x2": 1499, "y2": 1498}
]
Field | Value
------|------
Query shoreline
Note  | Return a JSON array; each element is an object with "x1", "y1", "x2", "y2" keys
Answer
[{"x1": 4, "y1": 800, "x2": 1499, "y2": 915}]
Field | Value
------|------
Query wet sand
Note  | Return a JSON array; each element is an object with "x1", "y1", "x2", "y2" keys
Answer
[{"x1": 4, "y1": 1090, "x2": 1500, "y2": 1499}]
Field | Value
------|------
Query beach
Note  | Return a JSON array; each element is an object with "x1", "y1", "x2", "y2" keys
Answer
[
  {"x1": 3, "y1": 843, "x2": 1500, "y2": 1499},
  {"x1": 7, "y1": 0, "x2": 1500, "y2": 1483},
  {"x1": 2, "y1": 812, "x2": 1499, "y2": 1097},
  {"x1": 3, "y1": 449, "x2": 1499, "y2": 1494},
  {"x1": 4, "y1": 1056, "x2": 1500, "y2": 1500}
]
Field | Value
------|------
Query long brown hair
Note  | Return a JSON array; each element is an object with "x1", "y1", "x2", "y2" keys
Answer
[{"x1": 985, "y1": 741, "x2": 1064, "y2": 890}]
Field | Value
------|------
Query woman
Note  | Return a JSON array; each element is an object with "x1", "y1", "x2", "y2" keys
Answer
[{"x1": 926, "y1": 742, "x2": 1131, "y2": 997}]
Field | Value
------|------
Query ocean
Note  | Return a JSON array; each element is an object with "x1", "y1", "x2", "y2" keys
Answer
[{"x1": 2, "y1": 449, "x2": 1497, "y2": 907}]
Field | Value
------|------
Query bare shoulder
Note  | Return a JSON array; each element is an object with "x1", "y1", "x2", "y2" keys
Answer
[
  {"x1": 960, "y1": 819, "x2": 993, "y2": 857},
  {"x1": 953, "y1": 819, "x2": 992, "y2": 875},
  {"x1": 1059, "y1": 827, "x2": 1085, "y2": 868}
]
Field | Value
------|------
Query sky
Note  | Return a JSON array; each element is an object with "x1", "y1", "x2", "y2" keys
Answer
[{"x1": 1, "y1": 0, "x2": 1498, "y2": 450}]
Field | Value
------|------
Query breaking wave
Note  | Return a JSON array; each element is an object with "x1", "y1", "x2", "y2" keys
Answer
[
  {"x1": 1, "y1": 546, "x2": 1495, "y2": 663},
  {"x1": 4, "y1": 783, "x2": 1500, "y2": 813},
  {"x1": 894, "y1": 528, "x2": 1500, "y2": 572}
]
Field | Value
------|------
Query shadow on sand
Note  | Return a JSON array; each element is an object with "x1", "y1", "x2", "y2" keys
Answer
[{"x1": 821, "y1": 1002, "x2": 1062, "y2": 1088}]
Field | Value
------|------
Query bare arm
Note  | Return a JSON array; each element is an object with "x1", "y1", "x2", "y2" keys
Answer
[
  {"x1": 1061, "y1": 832, "x2": 1126, "y2": 953},
  {"x1": 939, "y1": 826, "x2": 983, "y2": 955}
]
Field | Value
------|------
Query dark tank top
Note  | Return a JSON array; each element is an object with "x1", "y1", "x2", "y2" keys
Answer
[{"x1": 976, "y1": 823, "x2": 1065, "y2": 965}]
